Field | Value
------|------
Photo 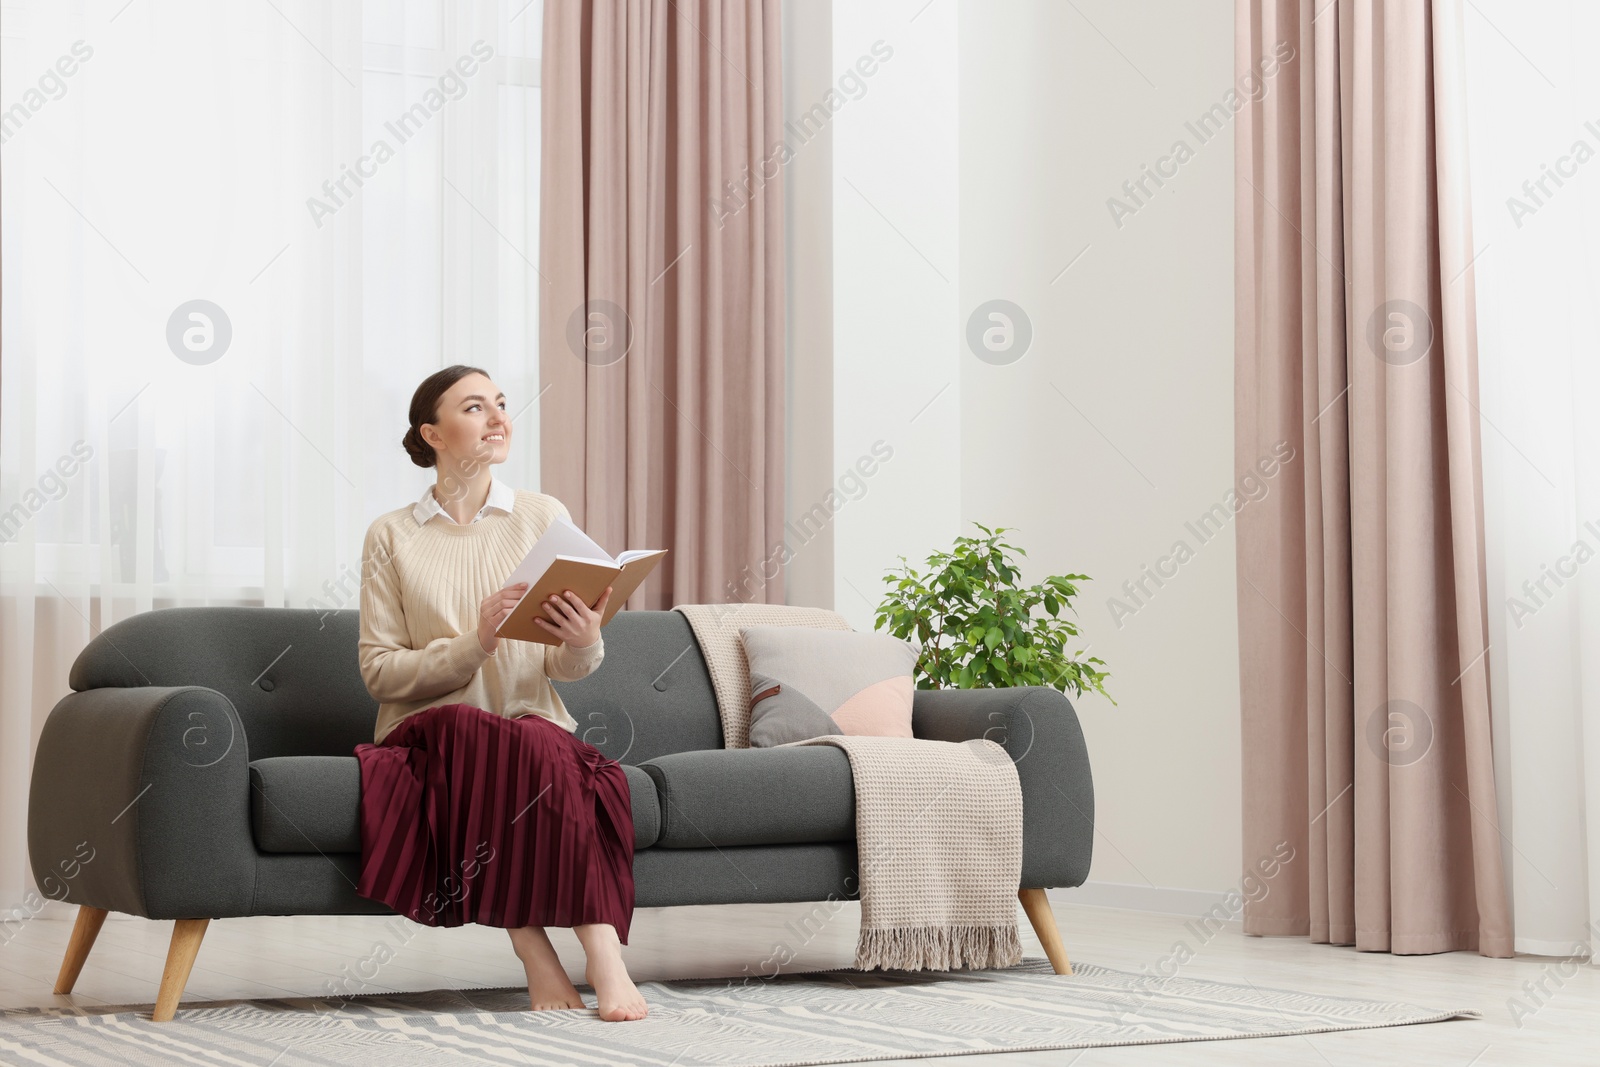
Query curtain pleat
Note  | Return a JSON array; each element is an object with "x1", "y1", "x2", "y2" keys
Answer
[
  {"x1": 1235, "y1": 0, "x2": 1512, "y2": 956},
  {"x1": 539, "y1": 0, "x2": 786, "y2": 609}
]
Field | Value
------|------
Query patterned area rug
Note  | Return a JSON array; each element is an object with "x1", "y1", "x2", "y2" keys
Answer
[{"x1": 0, "y1": 958, "x2": 1480, "y2": 1066}]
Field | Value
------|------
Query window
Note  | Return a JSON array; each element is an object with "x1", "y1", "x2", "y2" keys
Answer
[{"x1": 0, "y1": 0, "x2": 544, "y2": 612}]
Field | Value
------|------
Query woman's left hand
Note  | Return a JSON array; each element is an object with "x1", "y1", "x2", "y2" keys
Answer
[{"x1": 536, "y1": 586, "x2": 611, "y2": 649}]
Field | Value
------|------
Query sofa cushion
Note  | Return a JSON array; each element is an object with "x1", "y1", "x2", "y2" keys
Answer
[
  {"x1": 740, "y1": 625, "x2": 918, "y2": 746},
  {"x1": 550, "y1": 611, "x2": 727, "y2": 762},
  {"x1": 640, "y1": 746, "x2": 855, "y2": 848},
  {"x1": 623, "y1": 765, "x2": 661, "y2": 848},
  {"x1": 249, "y1": 757, "x2": 662, "y2": 853},
  {"x1": 250, "y1": 756, "x2": 362, "y2": 853}
]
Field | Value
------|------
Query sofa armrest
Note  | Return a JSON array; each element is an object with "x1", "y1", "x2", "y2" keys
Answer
[
  {"x1": 912, "y1": 685, "x2": 1094, "y2": 889},
  {"x1": 27, "y1": 686, "x2": 256, "y2": 919}
]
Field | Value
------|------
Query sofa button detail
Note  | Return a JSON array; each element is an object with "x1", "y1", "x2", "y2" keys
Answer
[{"x1": 259, "y1": 678, "x2": 275, "y2": 691}]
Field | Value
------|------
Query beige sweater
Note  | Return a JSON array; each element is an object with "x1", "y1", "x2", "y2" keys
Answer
[{"x1": 359, "y1": 488, "x2": 605, "y2": 744}]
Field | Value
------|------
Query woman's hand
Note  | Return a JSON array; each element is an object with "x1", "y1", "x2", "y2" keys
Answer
[
  {"x1": 478, "y1": 583, "x2": 529, "y2": 655},
  {"x1": 536, "y1": 586, "x2": 611, "y2": 649}
]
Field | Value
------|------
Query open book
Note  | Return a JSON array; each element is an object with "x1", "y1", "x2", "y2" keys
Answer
[{"x1": 495, "y1": 516, "x2": 667, "y2": 645}]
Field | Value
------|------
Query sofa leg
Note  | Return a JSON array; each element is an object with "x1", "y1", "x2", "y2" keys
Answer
[
  {"x1": 1018, "y1": 888, "x2": 1072, "y2": 975},
  {"x1": 152, "y1": 918, "x2": 210, "y2": 1022},
  {"x1": 53, "y1": 905, "x2": 109, "y2": 994}
]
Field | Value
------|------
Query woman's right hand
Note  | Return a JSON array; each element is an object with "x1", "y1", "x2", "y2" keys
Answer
[{"x1": 478, "y1": 583, "x2": 529, "y2": 655}]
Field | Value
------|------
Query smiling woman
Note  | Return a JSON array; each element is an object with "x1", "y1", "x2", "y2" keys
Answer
[
  {"x1": 350, "y1": 364, "x2": 647, "y2": 1022},
  {"x1": 400, "y1": 363, "x2": 512, "y2": 518}
]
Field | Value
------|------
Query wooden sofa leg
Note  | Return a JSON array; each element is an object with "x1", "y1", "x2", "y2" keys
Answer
[
  {"x1": 152, "y1": 918, "x2": 210, "y2": 1022},
  {"x1": 1018, "y1": 888, "x2": 1073, "y2": 975},
  {"x1": 54, "y1": 905, "x2": 109, "y2": 994}
]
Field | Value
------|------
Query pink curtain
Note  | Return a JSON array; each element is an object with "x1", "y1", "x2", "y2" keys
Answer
[
  {"x1": 539, "y1": 0, "x2": 787, "y2": 609},
  {"x1": 1234, "y1": 0, "x2": 1511, "y2": 955}
]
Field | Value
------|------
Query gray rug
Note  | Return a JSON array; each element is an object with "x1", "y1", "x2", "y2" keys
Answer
[{"x1": 0, "y1": 958, "x2": 1480, "y2": 1066}]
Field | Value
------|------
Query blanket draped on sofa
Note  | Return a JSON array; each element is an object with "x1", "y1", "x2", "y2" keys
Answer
[{"x1": 673, "y1": 603, "x2": 1024, "y2": 971}]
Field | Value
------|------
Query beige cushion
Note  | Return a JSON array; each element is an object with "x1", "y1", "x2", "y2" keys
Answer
[{"x1": 738, "y1": 625, "x2": 919, "y2": 747}]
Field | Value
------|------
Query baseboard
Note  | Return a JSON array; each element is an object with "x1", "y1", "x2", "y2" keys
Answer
[
  {"x1": 1515, "y1": 935, "x2": 1599, "y2": 959},
  {"x1": 1048, "y1": 881, "x2": 1236, "y2": 918}
]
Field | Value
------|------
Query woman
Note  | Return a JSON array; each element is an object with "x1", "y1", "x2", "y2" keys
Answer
[{"x1": 352, "y1": 364, "x2": 647, "y2": 1021}]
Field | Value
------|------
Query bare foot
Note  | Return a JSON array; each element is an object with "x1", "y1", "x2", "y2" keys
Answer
[
  {"x1": 575, "y1": 924, "x2": 648, "y2": 1021},
  {"x1": 507, "y1": 926, "x2": 584, "y2": 1011},
  {"x1": 585, "y1": 954, "x2": 648, "y2": 1021}
]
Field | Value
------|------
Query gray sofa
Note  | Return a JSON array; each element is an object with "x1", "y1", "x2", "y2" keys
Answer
[{"x1": 27, "y1": 606, "x2": 1094, "y2": 1020}]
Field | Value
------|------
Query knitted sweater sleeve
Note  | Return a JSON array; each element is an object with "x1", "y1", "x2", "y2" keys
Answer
[
  {"x1": 357, "y1": 518, "x2": 491, "y2": 702},
  {"x1": 545, "y1": 631, "x2": 605, "y2": 682}
]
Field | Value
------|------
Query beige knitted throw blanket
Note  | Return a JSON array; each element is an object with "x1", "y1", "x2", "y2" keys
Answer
[{"x1": 673, "y1": 602, "x2": 1023, "y2": 971}]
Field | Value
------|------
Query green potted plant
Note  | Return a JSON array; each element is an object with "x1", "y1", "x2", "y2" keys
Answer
[{"x1": 874, "y1": 522, "x2": 1112, "y2": 702}]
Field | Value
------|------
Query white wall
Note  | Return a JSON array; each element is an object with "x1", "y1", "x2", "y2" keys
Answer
[
  {"x1": 792, "y1": 0, "x2": 1242, "y2": 900},
  {"x1": 829, "y1": 0, "x2": 962, "y2": 622},
  {"x1": 957, "y1": 0, "x2": 1240, "y2": 897},
  {"x1": 782, "y1": 0, "x2": 836, "y2": 608}
]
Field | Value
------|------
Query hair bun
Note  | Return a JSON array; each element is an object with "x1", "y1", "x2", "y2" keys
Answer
[{"x1": 402, "y1": 425, "x2": 436, "y2": 468}]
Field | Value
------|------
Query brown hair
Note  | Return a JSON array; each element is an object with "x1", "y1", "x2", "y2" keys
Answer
[{"x1": 402, "y1": 364, "x2": 489, "y2": 468}]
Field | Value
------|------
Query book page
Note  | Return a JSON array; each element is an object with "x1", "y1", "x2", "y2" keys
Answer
[
  {"x1": 502, "y1": 516, "x2": 614, "y2": 590},
  {"x1": 553, "y1": 553, "x2": 616, "y2": 567}
]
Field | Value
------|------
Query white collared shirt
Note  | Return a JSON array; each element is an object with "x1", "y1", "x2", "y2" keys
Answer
[{"x1": 412, "y1": 474, "x2": 517, "y2": 526}]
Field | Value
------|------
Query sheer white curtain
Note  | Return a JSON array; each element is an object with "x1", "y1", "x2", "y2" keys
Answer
[
  {"x1": 1464, "y1": 0, "x2": 1600, "y2": 957},
  {"x1": 0, "y1": 0, "x2": 543, "y2": 913}
]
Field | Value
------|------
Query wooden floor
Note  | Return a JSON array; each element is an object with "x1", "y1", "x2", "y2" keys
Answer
[{"x1": 1, "y1": 893, "x2": 1595, "y2": 1065}]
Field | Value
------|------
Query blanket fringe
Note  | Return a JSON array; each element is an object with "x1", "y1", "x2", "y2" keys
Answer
[{"x1": 854, "y1": 922, "x2": 1023, "y2": 972}]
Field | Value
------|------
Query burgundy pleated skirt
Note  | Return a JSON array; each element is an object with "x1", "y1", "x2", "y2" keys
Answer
[{"x1": 353, "y1": 703, "x2": 635, "y2": 942}]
